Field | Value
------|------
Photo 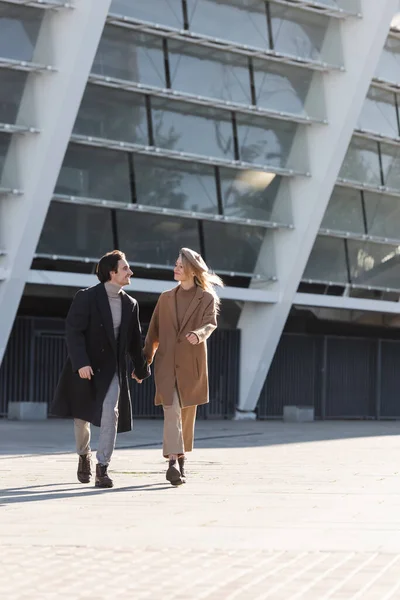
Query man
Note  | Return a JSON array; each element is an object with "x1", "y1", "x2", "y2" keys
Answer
[{"x1": 52, "y1": 250, "x2": 150, "y2": 488}]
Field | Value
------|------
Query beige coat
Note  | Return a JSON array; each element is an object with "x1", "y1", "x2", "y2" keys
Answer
[{"x1": 144, "y1": 285, "x2": 217, "y2": 407}]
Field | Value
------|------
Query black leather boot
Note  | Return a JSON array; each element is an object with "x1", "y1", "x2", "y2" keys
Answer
[
  {"x1": 178, "y1": 456, "x2": 186, "y2": 483},
  {"x1": 77, "y1": 453, "x2": 92, "y2": 484},
  {"x1": 166, "y1": 459, "x2": 183, "y2": 486},
  {"x1": 95, "y1": 463, "x2": 113, "y2": 488}
]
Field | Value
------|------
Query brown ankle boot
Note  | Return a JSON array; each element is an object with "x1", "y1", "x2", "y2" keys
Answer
[
  {"x1": 95, "y1": 463, "x2": 113, "y2": 488},
  {"x1": 166, "y1": 459, "x2": 183, "y2": 486},
  {"x1": 178, "y1": 456, "x2": 186, "y2": 483},
  {"x1": 77, "y1": 454, "x2": 92, "y2": 484}
]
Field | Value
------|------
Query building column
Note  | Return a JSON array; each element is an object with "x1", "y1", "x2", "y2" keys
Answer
[
  {"x1": 0, "y1": 0, "x2": 111, "y2": 364},
  {"x1": 237, "y1": 0, "x2": 398, "y2": 414}
]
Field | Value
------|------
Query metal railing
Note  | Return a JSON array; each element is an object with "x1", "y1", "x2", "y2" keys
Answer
[{"x1": 0, "y1": 316, "x2": 239, "y2": 419}]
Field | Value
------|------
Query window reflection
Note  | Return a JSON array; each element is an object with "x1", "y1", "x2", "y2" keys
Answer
[
  {"x1": 357, "y1": 87, "x2": 399, "y2": 139},
  {"x1": 220, "y1": 167, "x2": 285, "y2": 223},
  {"x1": 37, "y1": 202, "x2": 114, "y2": 258},
  {"x1": 253, "y1": 59, "x2": 314, "y2": 117},
  {"x1": 168, "y1": 40, "x2": 251, "y2": 105},
  {"x1": 364, "y1": 191, "x2": 400, "y2": 240},
  {"x1": 56, "y1": 144, "x2": 131, "y2": 203},
  {"x1": 347, "y1": 240, "x2": 400, "y2": 289},
  {"x1": 186, "y1": 0, "x2": 269, "y2": 49},
  {"x1": 109, "y1": 0, "x2": 184, "y2": 29},
  {"x1": 375, "y1": 37, "x2": 400, "y2": 85},
  {"x1": 303, "y1": 236, "x2": 349, "y2": 283},
  {"x1": 339, "y1": 137, "x2": 382, "y2": 186},
  {"x1": 0, "y1": 133, "x2": 11, "y2": 181},
  {"x1": 116, "y1": 211, "x2": 201, "y2": 266},
  {"x1": 74, "y1": 85, "x2": 148, "y2": 145},
  {"x1": 92, "y1": 27, "x2": 166, "y2": 88},
  {"x1": 321, "y1": 187, "x2": 365, "y2": 234},
  {"x1": 269, "y1": 4, "x2": 332, "y2": 63},
  {"x1": 0, "y1": 70, "x2": 27, "y2": 125},
  {"x1": 152, "y1": 97, "x2": 234, "y2": 160},
  {"x1": 380, "y1": 143, "x2": 400, "y2": 191},
  {"x1": 134, "y1": 155, "x2": 218, "y2": 214},
  {"x1": 0, "y1": 4, "x2": 43, "y2": 62},
  {"x1": 236, "y1": 113, "x2": 299, "y2": 170},
  {"x1": 203, "y1": 221, "x2": 269, "y2": 275}
]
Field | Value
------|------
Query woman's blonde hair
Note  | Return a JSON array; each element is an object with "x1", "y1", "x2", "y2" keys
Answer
[{"x1": 179, "y1": 248, "x2": 224, "y2": 311}]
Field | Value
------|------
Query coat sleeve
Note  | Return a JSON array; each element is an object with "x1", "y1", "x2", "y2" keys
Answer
[
  {"x1": 66, "y1": 290, "x2": 91, "y2": 372},
  {"x1": 143, "y1": 298, "x2": 160, "y2": 365},
  {"x1": 129, "y1": 301, "x2": 151, "y2": 380},
  {"x1": 190, "y1": 297, "x2": 217, "y2": 344}
]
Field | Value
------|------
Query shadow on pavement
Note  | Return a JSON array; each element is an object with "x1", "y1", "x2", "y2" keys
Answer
[{"x1": 0, "y1": 482, "x2": 174, "y2": 505}]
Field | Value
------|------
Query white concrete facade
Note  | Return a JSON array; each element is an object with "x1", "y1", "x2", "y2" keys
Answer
[
  {"x1": 0, "y1": 0, "x2": 111, "y2": 363},
  {"x1": 237, "y1": 0, "x2": 398, "y2": 413}
]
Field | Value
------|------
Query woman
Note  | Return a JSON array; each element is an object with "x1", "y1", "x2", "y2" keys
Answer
[{"x1": 144, "y1": 247, "x2": 223, "y2": 486}]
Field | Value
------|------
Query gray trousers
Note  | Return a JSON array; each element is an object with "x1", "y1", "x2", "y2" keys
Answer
[{"x1": 74, "y1": 373, "x2": 120, "y2": 466}]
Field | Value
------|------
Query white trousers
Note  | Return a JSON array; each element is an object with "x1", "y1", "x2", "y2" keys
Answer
[{"x1": 74, "y1": 373, "x2": 120, "y2": 466}]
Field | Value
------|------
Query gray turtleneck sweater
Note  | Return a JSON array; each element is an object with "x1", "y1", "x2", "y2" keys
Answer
[{"x1": 104, "y1": 281, "x2": 122, "y2": 339}]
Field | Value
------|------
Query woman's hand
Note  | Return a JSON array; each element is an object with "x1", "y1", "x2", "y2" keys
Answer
[
  {"x1": 186, "y1": 333, "x2": 199, "y2": 345},
  {"x1": 131, "y1": 371, "x2": 143, "y2": 383}
]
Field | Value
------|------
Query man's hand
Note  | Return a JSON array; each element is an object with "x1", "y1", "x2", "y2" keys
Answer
[
  {"x1": 131, "y1": 371, "x2": 143, "y2": 384},
  {"x1": 186, "y1": 333, "x2": 199, "y2": 345},
  {"x1": 78, "y1": 366, "x2": 94, "y2": 380}
]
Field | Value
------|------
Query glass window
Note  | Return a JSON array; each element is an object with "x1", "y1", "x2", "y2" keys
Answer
[
  {"x1": 364, "y1": 191, "x2": 400, "y2": 241},
  {"x1": 74, "y1": 85, "x2": 148, "y2": 145},
  {"x1": 380, "y1": 142, "x2": 400, "y2": 191},
  {"x1": 347, "y1": 239, "x2": 400, "y2": 289},
  {"x1": 203, "y1": 221, "x2": 270, "y2": 276},
  {"x1": 0, "y1": 133, "x2": 11, "y2": 181},
  {"x1": 133, "y1": 155, "x2": 218, "y2": 214},
  {"x1": 357, "y1": 87, "x2": 399, "y2": 139},
  {"x1": 375, "y1": 37, "x2": 400, "y2": 86},
  {"x1": 109, "y1": 0, "x2": 184, "y2": 29},
  {"x1": 56, "y1": 144, "x2": 131, "y2": 203},
  {"x1": 151, "y1": 97, "x2": 234, "y2": 161},
  {"x1": 186, "y1": 0, "x2": 269, "y2": 49},
  {"x1": 220, "y1": 167, "x2": 287, "y2": 223},
  {"x1": 0, "y1": 5, "x2": 43, "y2": 62},
  {"x1": 236, "y1": 113, "x2": 299, "y2": 170},
  {"x1": 37, "y1": 202, "x2": 114, "y2": 258},
  {"x1": 0, "y1": 70, "x2": 27, "y2": 125},
  {"x1": 339, "y1": 137, "x2": 381, "y2": 186},
  {"x1": 321, "y1": 187, "x2": 365, "y2": 234},
  {"x1": 116, "y1": 211, "x2": 201, "y2": 267},
  {"x1": 303, "y1": 236, "x2": 348, "y2": 283},
  {"x1": 92, "y1": 27, "x2": 166, "y2": 89},
  {"x1": 168, "y1": 41, "x2": 251, "y2": 105},
  {"x1": 253, "y1": 58, "x2": 315, "y2": 117},
  {"x1": 269, "y1": 4, "x2": 336, "y2": 64}
]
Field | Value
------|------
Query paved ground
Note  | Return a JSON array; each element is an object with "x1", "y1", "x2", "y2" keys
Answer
[{"x1": 2, "y1": 418, "x2": 400, "y2": 599}]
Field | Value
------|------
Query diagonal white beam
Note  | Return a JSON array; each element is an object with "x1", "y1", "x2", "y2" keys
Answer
[
  {"x1": 237, "y1": 0, "x2": 398, "y2": 413},
  {"x1": 0, "y1": 0, "x2": 111, "y2": 364}
]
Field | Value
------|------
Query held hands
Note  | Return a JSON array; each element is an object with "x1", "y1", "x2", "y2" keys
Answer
[
  {"x1": 131, "y1": 371, "x2": 143, "y2": 384},
  {"x1": 78, "y1": 366, "x2": 94, "y2": 380},
  {"x1": 186, "y1": 333, "x2": 199, "y2": 345}
]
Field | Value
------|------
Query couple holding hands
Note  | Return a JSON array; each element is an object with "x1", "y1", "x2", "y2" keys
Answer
[{"x1": 52, "y1": 248, "x2": 223, "y2": 488}]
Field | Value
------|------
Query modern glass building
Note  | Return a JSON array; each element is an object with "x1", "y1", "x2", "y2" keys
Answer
[{"x1": 0, "y1": 0, "x2": 399, "y2": 419}]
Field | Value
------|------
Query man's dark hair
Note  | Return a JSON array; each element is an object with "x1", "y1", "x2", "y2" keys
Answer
[{"x1": 96, "y1": 250, "x2": 126, "y2": 283}]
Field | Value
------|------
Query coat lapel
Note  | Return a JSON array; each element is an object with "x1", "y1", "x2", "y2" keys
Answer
[
  {"x1": 95, "y1": 283, "x2": 116, "y2": 355},
  {"x1": 167, "y1": 288, "x2": 179, "y2": 333},
  {"x1": 179, "y1": 286, "x2": 204, "y2": 333}
]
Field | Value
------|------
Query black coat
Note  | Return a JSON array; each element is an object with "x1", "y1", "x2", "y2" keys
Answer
[{"x1": 51, "y1": 283, "x2": 150, "y2": 432}]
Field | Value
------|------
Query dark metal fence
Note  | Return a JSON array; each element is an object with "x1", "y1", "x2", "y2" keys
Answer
[
  {"x1": 0, "y1": 317, "x2": 240, "y2": 419},
  {"x1": 258, "y1": 333, "x2": 400, "y2": 419}
]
